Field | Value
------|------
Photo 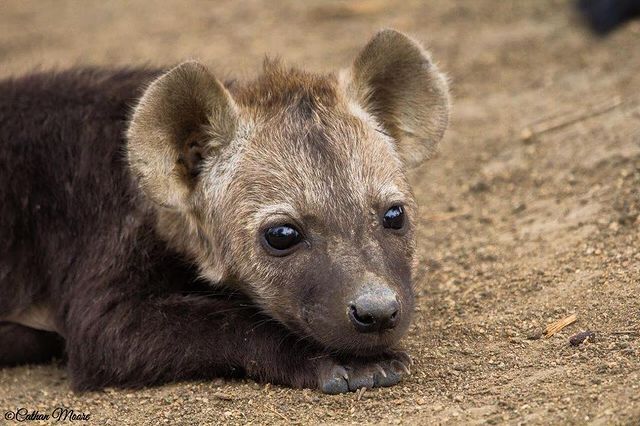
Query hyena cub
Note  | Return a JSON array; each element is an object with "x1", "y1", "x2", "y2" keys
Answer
[{"x1": 0, "y1": 29, "x2": 449, "y2": 393}]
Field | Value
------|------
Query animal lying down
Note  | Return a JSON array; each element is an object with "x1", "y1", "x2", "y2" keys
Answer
[{"x1": 0, "y1": 29, "x2": 450, "y2": 393}]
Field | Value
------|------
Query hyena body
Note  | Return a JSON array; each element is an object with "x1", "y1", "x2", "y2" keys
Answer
[{"x1": 0, "y1": 30, "x2": 449, "y2": 393}]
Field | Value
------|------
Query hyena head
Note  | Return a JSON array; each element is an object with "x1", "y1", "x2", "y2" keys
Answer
[{"x1": 127, "y1": 29, "x2": 450, "y2": 355}]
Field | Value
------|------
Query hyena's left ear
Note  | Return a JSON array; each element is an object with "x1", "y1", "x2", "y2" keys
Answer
[
  {"x1": 343, "y1": 29, "x2": 450, "y2": 168},
  {"x1": 127, "y1": 61, "x2": 239, "y2": 209}
]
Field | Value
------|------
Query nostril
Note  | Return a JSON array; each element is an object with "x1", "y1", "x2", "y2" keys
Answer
[
  {"x1": 349, "y1": 304, "x2": 375, "y2": 325},
  {"x1": 384, "y1": 307, "x2": 400, "y2": 329}
]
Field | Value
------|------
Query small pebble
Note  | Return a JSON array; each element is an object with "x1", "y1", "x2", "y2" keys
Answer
[
  {"x1": 527, "y1": 330, "x2": 542, "y2": 340},
  {"x1": 569, "y1": 331, "x2": 596, "y2": 346},
  {"x1": 520, "y1": 127, "x2": 534, "y2": 143}
]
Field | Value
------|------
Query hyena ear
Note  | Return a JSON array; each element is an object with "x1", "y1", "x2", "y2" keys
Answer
[
  {"x1": 344, "y1": 29, "x2": 450, "y2": 168},
  {"x1": 127, "y1": 61, "x2": 238, "y2": 209}
]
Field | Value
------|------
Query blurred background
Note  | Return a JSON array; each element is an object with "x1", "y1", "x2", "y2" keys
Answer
[{"x1": 1, "y1": 1, "x2": 639, "y2": 424}]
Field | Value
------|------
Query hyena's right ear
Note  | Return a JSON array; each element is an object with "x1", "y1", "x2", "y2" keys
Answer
[{"x1": 127, "y1": 61, "x2": 238, "y2": 210}]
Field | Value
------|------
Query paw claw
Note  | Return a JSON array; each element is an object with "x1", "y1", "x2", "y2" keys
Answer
[
  {"x1": 336, "y1": 366, "x2": 349, "y2": 381},
  {"x1": 391, "y1": 350, "x2": 413, "y2": 366},
  {"x1": 391, "y1": 359, "x2": 411, "y2": 376},
  {"x1": 402, "y1": 352, "x2": 413, "y2": 366},
  {"x1": 375, "y1": 363, "x2": 387, "y2": 378},
  {"x1": 319, "y1": 364, "x2": 350, "y2": 394}
]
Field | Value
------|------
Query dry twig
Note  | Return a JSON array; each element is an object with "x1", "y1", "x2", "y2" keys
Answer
[
  {"x1": 544, "y1": 313, "x2": 577, "y2": 338},
  {"x1": 521, "y1": 96, "x2": 624, "y2": 140}
]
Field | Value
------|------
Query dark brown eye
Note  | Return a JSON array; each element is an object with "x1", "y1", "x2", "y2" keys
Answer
[
  {"x1": 263, "y1": 224, "x2": 303, "y2": 252},
  {"x1": 382, "y1": 205, "x2": 405, "y2": 230}
]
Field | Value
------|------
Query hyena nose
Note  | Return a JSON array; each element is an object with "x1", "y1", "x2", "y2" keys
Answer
[{"x1": 348, "y1": 286, "x2": 399, "y2": 333}]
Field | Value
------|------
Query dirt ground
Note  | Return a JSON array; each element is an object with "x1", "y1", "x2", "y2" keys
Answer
[{"x1": 1, "y1": 0, "x2": 639, "y2": 424}]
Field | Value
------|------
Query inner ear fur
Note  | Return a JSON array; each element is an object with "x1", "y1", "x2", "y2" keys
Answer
[
  {"x1": 345, "y1": 29, "x2": 451, "y2": 168},
  {"x1": 127, "y1": 61, "x2": 238, "y2": 209}
]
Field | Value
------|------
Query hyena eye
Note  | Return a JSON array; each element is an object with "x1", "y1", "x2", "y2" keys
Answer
[
  {"x1": 382, "y1": 205, "x2": 405, "y2": 230},
  {"x1": 263, "y1": 224, "x2": 303, "y2": 253}
]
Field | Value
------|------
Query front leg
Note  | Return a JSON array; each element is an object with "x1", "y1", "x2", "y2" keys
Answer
[
  {"x1": 63, "y1": 290, "x2": 410, "y2": 392},
  {"x1": 64, "y1": 291, "x2": 314, "y2": 390}
]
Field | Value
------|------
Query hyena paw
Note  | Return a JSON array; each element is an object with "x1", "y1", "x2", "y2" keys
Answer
[{"x1": 317, "y1": 351, "x2": 412, "y2": 394}]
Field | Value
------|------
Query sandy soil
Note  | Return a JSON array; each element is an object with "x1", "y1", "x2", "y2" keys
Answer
[{"x1": 0, "y1": 0, "x2": 639, "y2": 424}]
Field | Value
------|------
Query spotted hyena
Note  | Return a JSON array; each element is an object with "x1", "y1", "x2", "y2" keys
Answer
[{"x1": 0, "y1": 29, "x2": 450, "y2": 393}]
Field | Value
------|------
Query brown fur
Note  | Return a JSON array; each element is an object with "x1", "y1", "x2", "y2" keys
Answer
[{"x1": 1, "y1": 29, "x2": 450, "y2": 393}]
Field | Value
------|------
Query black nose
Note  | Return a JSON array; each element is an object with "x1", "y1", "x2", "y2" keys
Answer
[{"x1": 348, "y1": 286, "x2": 400, "y2": 333}]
